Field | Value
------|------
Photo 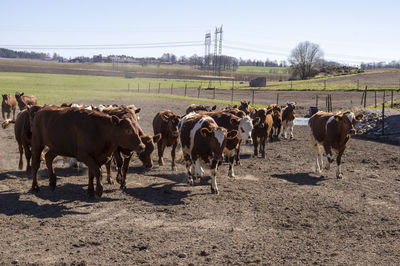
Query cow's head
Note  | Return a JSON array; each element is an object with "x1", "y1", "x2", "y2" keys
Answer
[
  {"x1": 287, "y1": 102, "x2": 296, "y2": 110},
  {"x1": 161, "y1": 113, "x2": 181, "y2": 137},
  {"x1": 253, "y1": 108, "x2": 269, "y2": 129},
  {"x1": 205, "y1": 105, "x2": 217, "y2": 112},
  {"x1": 112, "y1": 116, "x2": 145, "y2": 153},
  {"x1": 200, "y1": 126, "x2": 227, "y2": 160},
  {"x1": 237, "y1": 116, "x2": 254, "y2": 144},
  {"x1": 2, "y1": 94, "x2": 8, "y2": 101},
  {"x1": 239, "y1": 101, "x2": 252, "y2": 114},
  {"x1": 15, "y1": 92, "x2": 24, "y2": 100},
  {"x1": 138, "y1": 133, "x2": 161, "y2": 168},
  {"x1": 335, "y1": 111, "x2": 363, "y2": 135}
]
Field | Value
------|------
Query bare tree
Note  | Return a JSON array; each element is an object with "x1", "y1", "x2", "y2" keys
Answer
[{"x1": 288, "y1": 41, "x2": 323, "y2": 79}]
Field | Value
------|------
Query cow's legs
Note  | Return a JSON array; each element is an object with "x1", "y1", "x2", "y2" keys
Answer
[
  {"x1": 210, "y1": 160, "x2": 219, "y2": 194},
  {"x1": 228, "y1": 155, "x2": 235, "y2": 178},
  {"x1": 260, "y1": 137, "x2": 266, "y2": 158},
  {"x1": 80, "y1": 156, "x2": 102, "y2": 198},
  {"x1": 1, "y1": 111, "x2": 4, "y2": 120},
  {"x1": 336, "y1": 148, "x2": 345, "y2": 179},
  {"x1": 323, "y1": 144, "x2": 334, "y2": 170},
  {"x1": 17, "y1": 142, "x2": 24, "y2": 170},
  {"x1": 253, "y1": 136, "x2": 258, "y2": 157},
  {"x1": 183, "y1": 153, "x2": 194, "y2": 185},
  {"x1": 157, "y1": 141, "x2": 166, "y2": 166},
  {"x1": 105, "y1": 159, "x2": 113, "y2": 184},
  {"x1": 12, "y1": 109, "x2": 15, "y2": 121},
  {"x1": 311, "y1": 136, "x2": 322, "y2": 174},
  {"x1": 45, "y1": 150, "x2": 58, "y2": 190},
  {"x1": 113, "y1": 151, "x2": 124, "y2": 185},
  {"x1": 235, "y1": 140, "x2": 242, "y2": 165},
  {"x1": 6, "y1": 111, "x2": 10, "y2": 119},
  {"x1": 120, "y1": 155, "x2": 132, "y2": 189},
  {"x1": 281, "y1": 122, "x2": 287, "y2": 139},
  {"x1": 171, "y1": 141, "x2": 178, "y2": 171},
  {"x1": 289, "y1": 120, "x2": 294, "y2": 139},
  {"x1": 193, "y1": 159, "x2": 204, "y2": 183},
  {"x1": 31, "y1": 142, "x2": 44, "y2": 192}
]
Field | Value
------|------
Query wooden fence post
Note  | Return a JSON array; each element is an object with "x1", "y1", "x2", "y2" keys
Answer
[
  {"x1": 184, "y1": 84, "x2": 187, "y2": 97},
  {"x1": 316, "y1": 94, "x2": 318, "y2": 108},
  {"x1": 382, "y1": 91, "x2": 385, "y2": 135},
  {"x1": 391, "y1": 90, "x2": 394, "y2": 108},
  {"x1": 276, "y1": 93, "x2": 279, "y2": 105},
  {"x1": 363, "y1": 86, "x2": 368, "y2": 108},
  {"x1": 197, "y1": 86, "x2": 201, "y2": 98},
  {"x1": 213, "y1": 88, "x2": 216, "y2": 99},
  {"x1": 231, "y1": 81, "x2": 234, "y2": 102},
  {"x1": 290, "y1": 80, "x2": 293, "y2": 90},
  {"x1": 375, "y1": 91, "x2": 377, "y2": 108},
  {"x1": 252, "y1": 90, "x2": 255, "y2": 105},
  {"x1": 361, "y1": 91, "x2": 365, "y2": 106},
  {"x1": 137, "y1": 83, "x2": 139, "y2": 93},
  {"x1": 324, "y1": 80, "x2": 326, "y2": 90},
  {"x1": 170, "y1": 83, "x2": 173, "y2": 94}
]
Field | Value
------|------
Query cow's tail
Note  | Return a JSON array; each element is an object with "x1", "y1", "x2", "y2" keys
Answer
[
  {"x1": 1, "y1": 119, "x2": 15, "y2": 129},
  {"x1": 176, "y1": 142, "x2": 184, "y2": 162}
]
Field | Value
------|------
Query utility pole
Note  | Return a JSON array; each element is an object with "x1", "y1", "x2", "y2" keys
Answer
[
  {"x1": 204, "y1": 32, "x2": 211, "y2": 71},
  {"x1": 213, "y1": 25, "x2": 223, "y2": 76}
]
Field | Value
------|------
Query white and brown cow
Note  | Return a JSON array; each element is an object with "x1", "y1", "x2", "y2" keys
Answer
[
  {"x1": 179, "y1": 114, "x2": 227, "y2": 194},
  {"x1": 280, "y1": 102, "x2": 296, "y2": 139},
  {"x1": 309, "y1": 111, "x2": 363, "y2": 179},
  {"x1": 200, "y1": 111, "x2": 252, "y2": 177}
]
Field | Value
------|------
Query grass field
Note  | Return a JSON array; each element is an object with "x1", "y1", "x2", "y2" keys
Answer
[{"x1": 236, "y1": 66, "x2": 289, "y2": 74}]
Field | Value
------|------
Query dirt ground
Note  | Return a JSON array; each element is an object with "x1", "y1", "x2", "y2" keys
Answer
[{"x1": 0, "y1": 95, "x2": 399, "y2": 265}]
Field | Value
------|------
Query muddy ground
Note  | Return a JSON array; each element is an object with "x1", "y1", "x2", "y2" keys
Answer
[{"x1": 0, "y1": 95, "x2": 399, "y2": 265}]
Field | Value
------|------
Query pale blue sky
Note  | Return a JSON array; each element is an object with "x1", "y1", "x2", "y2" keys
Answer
[{"x1": 1, "y1": 0, "x2": 399, "y2": 65}]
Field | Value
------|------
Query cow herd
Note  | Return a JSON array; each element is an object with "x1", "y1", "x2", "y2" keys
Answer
[{"x1": 1, "y1": 92, "x2": 364, "y2": 198}]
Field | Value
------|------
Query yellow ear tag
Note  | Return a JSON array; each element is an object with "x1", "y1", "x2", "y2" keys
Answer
[{"x1": 335, "y1": 117, "x2": 340, "y2": 122}]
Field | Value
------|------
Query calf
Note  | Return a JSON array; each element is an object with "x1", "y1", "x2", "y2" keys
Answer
[
  {"x1": 251, "y1": 108, "x2": 273, "y2": 158},
  {"x1": 153, "y1": 110, "x2": 181, "y2": 171},
  {"x1": 308, "y1": 111, "x2": 363, "y2": 179},
  {"x1": 180, "y1": 114, "x2": 227, "y2": 194},
  {"x1": 29, "y1": 106, "x2": 145, "y2": 198},
  {"x1": 205, "y1": 111, "x2": 252, "y2": 177},
  {"x1": 15, "y1": 92, "x2": 37, "y2": 111},
  {"x1": 103, "y1": 105, "x2": 159, "y2": 188},
  {"x1": 185, "y1": 104, "x2": 216, "y2": 114},
  {"x1": 2, "y1": 94, "x2": 17, "y2": 120},
  {"x1": 281, "y1": 102, "x2": 296, "y2": 139}
]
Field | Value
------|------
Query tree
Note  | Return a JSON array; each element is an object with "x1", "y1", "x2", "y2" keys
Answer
[{"x1": 288, "y1": 41, "x2": 323, "y2": 79}]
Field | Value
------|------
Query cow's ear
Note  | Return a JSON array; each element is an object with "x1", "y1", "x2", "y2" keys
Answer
[
  {"x1": 232, "y1": 105, "x2": 237, "y2": 108},
  {"x1": 135, "y1": 108, "x2": 141, "y2": 114},
  {"x1": 20, "y1": 92, "x2": 24, "y2": 96},
  {"x1": 355, "y1": 113, "x2": 363, "y2": 121},
  {"x1": 153, "y1": 133, "x2": 162, "y2": 143},
  {"x1": 227, "y1": 130, "x2": 238, "y2": 139},
  {"x1": 334, "y1": 115, "x2": 342, "y2": 122},
  {"x1": 247, "y1": 101, "x2": 250, "y2": 105},
  {"x1": 200, "y1": 127, "x2": 212, "y2": 137},
  {"x1": 161, "y1": 114, "x2": 169, "y2": 121},
  {"x1": 211, "y1": 105, "x2": 217, "y2": 111},
  {"x1": 230, "y1": 118, "x2": 239, "y2": 127},
  {"x1": 111, "y1": 115, "x2": 120, "y2": 125},
  {"x1": 253, "y1": 117, "x2": 261, "y2": 126}
]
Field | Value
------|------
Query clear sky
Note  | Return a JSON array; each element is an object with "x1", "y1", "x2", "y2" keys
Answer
[{"x1": 1, "y1": 0, "x2": 399, "y2": 65}]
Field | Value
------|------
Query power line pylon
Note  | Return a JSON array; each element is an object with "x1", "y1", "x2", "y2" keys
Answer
[
  {"x1": 204, "y1": 32, "x2": 211, "y2": 71},
  {"x1": 213, "y1": 25, "x2": 223, "y2": 76}
]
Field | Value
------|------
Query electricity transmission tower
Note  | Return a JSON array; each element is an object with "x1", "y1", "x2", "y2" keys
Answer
[{"x1": 213, "y1": 25, "x2": 223, "y2": 76}]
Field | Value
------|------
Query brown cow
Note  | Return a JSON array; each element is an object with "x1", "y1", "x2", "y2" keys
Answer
[
  {"x1": 185, "y1": 104, "x2": 216, "y2": 114},
  {"x1": 222, "y1": 107, "x2": 246, "y2": 118},
  {"x1": 103, "y1": 106, "x2": 160, "y2": 188},
  {"x1": 280, "y1": 102, "x2": 296, "y2": 139},
  {"x1": 251, "y1": 108, "x2": 273, "y2": 158},
  {"x1": 309, "y1": 111, "x2": 363, "y2": 179},
  {"x1": 180, "y1": 114, "x2": 228, "y2": 194},
  {"x1": 1, "y1": 106, "x2": 42, "y2": 174},
  {"x1": 153, "y1": 110, "x2": 181, "y2": 171},
  {"x1": 29, "y1": 106, "x2": 145, "y2": 198},
  {"x1": 15, "y1": 92, "x2": 37, "y2": 111},
  {"x1": 269, "y1": 105, "x2": 282, "y2": 140},
  {"x1": 2, "y1": 94, "x2": 17, "y2": 120}
]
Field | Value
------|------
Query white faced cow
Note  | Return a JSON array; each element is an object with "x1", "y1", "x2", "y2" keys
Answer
[
  {"x1": 281, "y1": 102, "x2": 296, "y2": 139},
  {"x1": 179, "y1": 114, "x2": 227, "y2": 194},
  {"x1": 308, "y1": 111, "x2": 363, "y2": 179}
]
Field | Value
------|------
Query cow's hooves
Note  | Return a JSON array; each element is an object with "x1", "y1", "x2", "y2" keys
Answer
[
  {"x1": 211, "y1": 187, "x2": 219, "y2": 194},
  {"x1": 107, "y1": 179, "x2": 114, "y2": 185},
  {"x1": 49, "y1": 184, "x2": 56, "y2": 191},
  {"x1": 31, "y1": 186, "x2": 40, "y2": 193},
  {"x1": 188, "y1": 180, "x2": 194, "y2": 186},
  {"x1": 171, "y1": 166, "x2": 177, "y2": 171},
  {"x1": 337, "y1": 174, "x2": 344, "y2": 179},
  {"x1": 120, "y1": 184, "x2": 127, "y2": 190}
]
